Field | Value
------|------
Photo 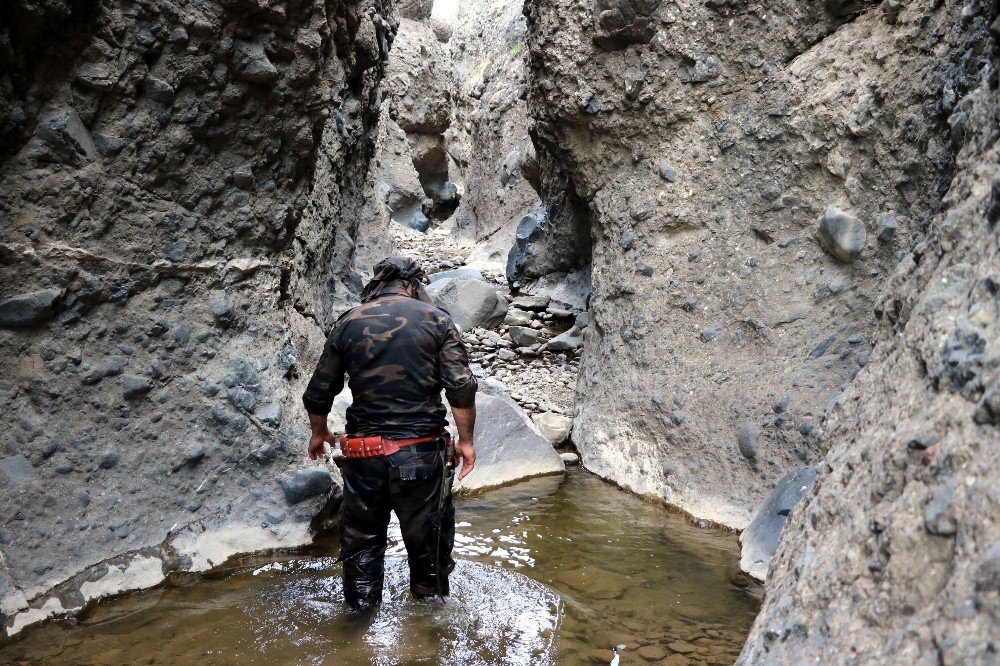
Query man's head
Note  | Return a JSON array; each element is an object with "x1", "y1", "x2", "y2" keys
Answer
[{"x1": 360, "y1": 256, "x2": 432, "y2": 303}]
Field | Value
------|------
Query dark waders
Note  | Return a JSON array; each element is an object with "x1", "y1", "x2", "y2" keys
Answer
[{"x1": 338, "y1": 437, "x2": 456, "y2": 612}]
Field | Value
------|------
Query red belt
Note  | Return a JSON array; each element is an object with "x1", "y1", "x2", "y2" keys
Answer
[{"x1": 339, "y1": 432, "x2": 447, "y2": 459}]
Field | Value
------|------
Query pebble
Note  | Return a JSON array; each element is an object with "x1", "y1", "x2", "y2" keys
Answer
[
  {"x1": 817, "y1": 205, "x2": 867, "y2": 262},
  {"x1": 737, "y1": 421, "x2": 759, "y2": 459}
]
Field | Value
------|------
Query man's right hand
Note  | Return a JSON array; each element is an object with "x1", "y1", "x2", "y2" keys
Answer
[
  {"x1": 456, "y1": 439, "x2": 476, "y2": 480},
  {"x1": 308, "y1": 428, "x2": 335, "y2": 460}
]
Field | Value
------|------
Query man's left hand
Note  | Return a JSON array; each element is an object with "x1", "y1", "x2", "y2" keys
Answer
[{"x1": 308, "y1": 428, "x2": 335, "y2": 460}]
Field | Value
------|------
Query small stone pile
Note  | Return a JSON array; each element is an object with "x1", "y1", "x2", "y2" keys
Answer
[
  {"x1": 393, "y1": 225, "x2": 473, "y2": 275},
  {"x1": 461, "y1": 292, "x2": 582, "y2": 418}
]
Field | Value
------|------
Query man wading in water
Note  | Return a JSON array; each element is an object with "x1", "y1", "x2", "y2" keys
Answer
[{"x1": 302, "y1": 257, "x2": 478, "y2": 612}]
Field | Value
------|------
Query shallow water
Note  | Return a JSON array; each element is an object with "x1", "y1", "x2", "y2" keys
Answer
[{"x1": 0, "y1": 470, "x2": 758, "y2": 665}]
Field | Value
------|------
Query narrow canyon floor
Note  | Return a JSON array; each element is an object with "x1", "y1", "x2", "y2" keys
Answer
[{"x1": 0, "y1": 470, "x2": 759, "y2": 665}]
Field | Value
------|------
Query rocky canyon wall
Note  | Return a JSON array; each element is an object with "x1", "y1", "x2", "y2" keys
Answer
[
  {"x1": 739, "y1": 19, "x2": 999, "y2": 663},
  {"x1": 525, "y1": 0, "x2": 993, "y2": 530},
  {"x1": 0, "y1": 0, "x2": 394, "y2": 635}
]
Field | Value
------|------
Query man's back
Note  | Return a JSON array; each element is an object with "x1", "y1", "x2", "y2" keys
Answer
[{"x1": 302, "y1": 289, "x2": 476, "y2": 439}]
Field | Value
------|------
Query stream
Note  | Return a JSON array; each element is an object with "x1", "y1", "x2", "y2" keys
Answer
[{"x1": 0, "y1": 470, "x2": 758, "y2": 665}]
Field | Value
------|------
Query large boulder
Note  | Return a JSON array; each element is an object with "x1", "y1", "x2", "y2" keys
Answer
[
  {"x1": 426, "y1": 277, "x2": 509, "y2": 332},
  {"x1": 739, "y1": 466, "x2": 816, "y2": 581},
  {"x1": 454, "y1": 383, "x2": 565, "y2": 492}
]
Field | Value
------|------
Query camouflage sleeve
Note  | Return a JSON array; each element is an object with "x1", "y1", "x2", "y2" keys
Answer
[
  {"x1": 302, "y1": 329, "x2": 346, "y2": 415},
  {"x1": 439, "y1": 316, "x2": 478, "y2": 408}
]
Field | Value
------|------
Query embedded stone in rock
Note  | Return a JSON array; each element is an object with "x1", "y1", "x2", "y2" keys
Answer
[
  {"x1": 122, "y1": 376, "x2": 153, "y2": 400},
  {"x1": 33, "y1": 109, "x2": 99, "y2": 166},
  {"x1": 701, "y1": 325, "x2": 722, "y2": 342},
  {"x1": 426, "y1": 277, "x2": 509, "y2": 332},
  {"x1": 687, "y1": 55, "x2": 722, "y2": 82},
  {"x1": 208, "y1": 291, "x2": 234, "y2": 327},
  {"x1": 0, "y1": 289, "x2": 61, "y2": 327},
  {"x1": 737, "y1": 421, "x2": 759, "y2": 459},
  {"x1": 532, "y1": 412, "x2": 574, "y2": 445},
  {"x1": 454, "y1": 388, "x2": 564, "y2": 492},
  {"x1": 739, "y1": 466, "x2": 816, "y2": 580},
  {"x1": 0, "y1": 455, "x2": 35, "y2": 485},
  {"x1": 575, "y1": 311, "x2": 590, "y2": 328},
  {"x1": 277, "y1": 468, "x2": 333, "y2": 505},
  {"x1": 817, "y1": 206, "x2": 867, "y2": 262},
  {"x1": 877, "y1": 212, "x2": 898, "y2": 242},
  {"x1": 144, "y1": 76, "x2": 175, "y2": 104},
  {"x1": 428, "y1": 268, "x2": 483, "y2": 283},
  {"x1": 623, "y1": 67, "x2": 646, "y2": 100},
  {"x1": 547, "y1": 326, "x2": 583, "y2": 351},
  {"x1": 509, "y1": 325, "x2": 541, "y2": 347},
  {"x1": 593, "y1": 0, "x2": 661, "y2": 51},
  {"x1": 658, "y1": 163, "x2": 678, "y2": 182},
  {"x1": 233, "y1": 40, "x2": 279, "y2": 85}
]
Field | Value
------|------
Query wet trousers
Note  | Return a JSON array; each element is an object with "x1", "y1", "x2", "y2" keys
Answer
[{"x1": 339, "y1": 442, "x2": 455, "y2": 611}]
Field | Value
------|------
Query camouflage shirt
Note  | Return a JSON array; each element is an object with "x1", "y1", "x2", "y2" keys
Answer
[{"x1": 302, "y1": 286, "x2": 478, "y2": 438}]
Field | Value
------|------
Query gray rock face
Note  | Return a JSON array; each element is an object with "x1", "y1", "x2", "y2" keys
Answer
[
  {"x1": 817, "y1": 205, "x2": 867, "y2": 262},
  {"x1": 0, "y1": 0, "x2": 393, "y2": 636},
  {"x1": 455, "y1": 386, "x2": 565, "y2": 492},
  {"x1": 739, "y1": 466, "x2": 816, "y2": 580},
  {"x1": 740, "y1": 33, "x2": 1000, "y2": 664},
  {"x1": 447, "y1": 0, "x2": 546, "y2": 273},
  {"x1": 525, "y1": 0, "x2": 988, "y2": 532},
  {"x1": 426, "y1": 277, "x2": 509, "y2": 331},
  {"x1": 0, "y1": 289, "x2": 61, "y2": 327}
]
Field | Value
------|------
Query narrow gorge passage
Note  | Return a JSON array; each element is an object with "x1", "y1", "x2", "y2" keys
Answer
[{"x1": 1, "y1": 0, "x2": 997, "y2": 663}]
